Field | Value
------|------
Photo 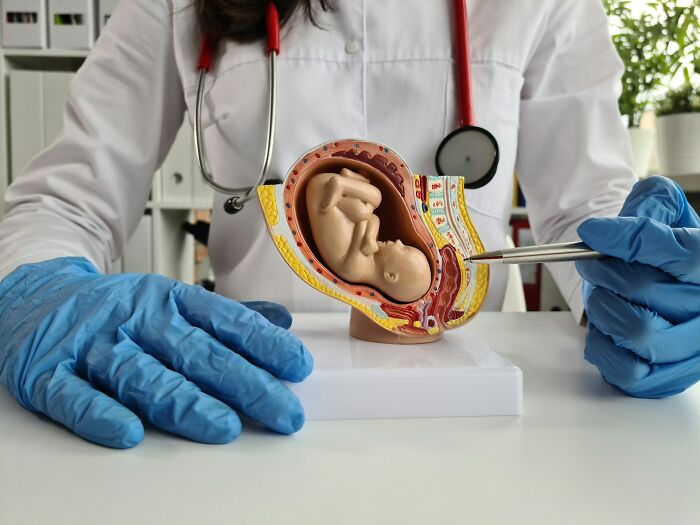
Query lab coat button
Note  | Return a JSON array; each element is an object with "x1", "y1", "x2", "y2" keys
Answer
[{"x1": 345, "y1": 40, "x2": 362, "y2": 54}]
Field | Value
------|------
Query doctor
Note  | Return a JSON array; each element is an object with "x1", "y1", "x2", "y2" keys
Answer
[{"x1": 1, "y1": 0, "x2": 699, "y2": 449}]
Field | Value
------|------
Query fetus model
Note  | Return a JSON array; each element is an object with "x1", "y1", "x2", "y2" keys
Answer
[
  {"x1": 257, "y1": 139, "x2": 489, "y2": 344},
  {"x1": 305, "y1": 168, "x2": 432, "y2": 303}
]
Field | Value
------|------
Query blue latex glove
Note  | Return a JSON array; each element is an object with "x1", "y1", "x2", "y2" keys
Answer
[
  {"x1": 0, "y1": 257, "x2": 313, "y2": 448},
  {"x1": 576, "y1": 176, "x2": 700, "y2": 398}
]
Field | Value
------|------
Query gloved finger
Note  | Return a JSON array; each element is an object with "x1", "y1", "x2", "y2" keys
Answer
[
  {"x1": 617, "y1": 176, "x2": 700, "y2": 227},
  {"x1": 132, "y1": 319, "x2": 305, "y2": 435},
  {"x1": 578, "y1": 216, "x2": 700, "y2": 285},
  {"x1": 80, "y1": 330, "x2": 241, "y2": 444},
  {"x1": 628, "y1": 353, "x2": 700, "y2": 398},
  {"x1": 576, "y1": 258, "x2": 700, "y2": 323},
  {"x1": 585, "y1": 286, "x2": 700, "y2": 364},
  {"x1": 586, "y1": 325, "x2": 700, "y2": 398},
  {"x1": 31, "y1": 361, "x2": 144, "y2": 449},
  {"x1": 239, "y1": 301, "x2": 293, "y2": 329},
  {"x1": 172, "y1": 284, "x2": 313, "y2": 383},
  {"x1": 584, "y1": 325, "x2": 654, "y2": 397}
]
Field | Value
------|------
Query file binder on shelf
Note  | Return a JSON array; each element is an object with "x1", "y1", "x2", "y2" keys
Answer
[
  {"x1": 2, "y1": 0, "x2": 48, "y2": 49},
  {"x1": 48, "y1": 0, "x2": 95, "y2": 50}
]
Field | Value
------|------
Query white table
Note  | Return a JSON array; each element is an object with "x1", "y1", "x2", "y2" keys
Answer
[{"x1": 1, "y1": 312, "x2": 699, "y2": 525}]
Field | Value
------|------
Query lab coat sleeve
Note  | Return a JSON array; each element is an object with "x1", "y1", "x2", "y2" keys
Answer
[
  {"x1": 0, "y1": 0, "x2": 185, "y2": 280},
  {"x1": 515, "y1": 0, "x2": 636, "y2": 322}
]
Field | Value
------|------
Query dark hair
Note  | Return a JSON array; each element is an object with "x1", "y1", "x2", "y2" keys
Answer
[{"x1": 194, "y1": 0, "x2": 333, "y2": 43}]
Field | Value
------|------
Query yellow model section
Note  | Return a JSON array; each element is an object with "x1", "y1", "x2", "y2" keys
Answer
[
  {"x1": 257, "y1": 185, "x2": 279, "y2": 227},
  {"x1": 457, "y1": 186, "x2": 489, "y2": 318}
]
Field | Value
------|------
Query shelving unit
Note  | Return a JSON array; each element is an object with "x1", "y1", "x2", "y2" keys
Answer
[{"x1": 0, "y1": 7, "x2": 212, "y2": 285}]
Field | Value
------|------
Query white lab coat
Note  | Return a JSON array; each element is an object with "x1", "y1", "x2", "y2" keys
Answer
[{"x1": 0, "y1": 0, "x2": 636, "y2": 320}]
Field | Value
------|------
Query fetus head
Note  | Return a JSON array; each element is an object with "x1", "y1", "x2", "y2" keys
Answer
[{"x1": 373, "y1": 239, "x2": 432, "y2": 303}]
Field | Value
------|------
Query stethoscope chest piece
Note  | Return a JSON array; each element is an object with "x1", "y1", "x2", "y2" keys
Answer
[{"x1": 435, "y1": 125, "x2": 499, "y2": 189}]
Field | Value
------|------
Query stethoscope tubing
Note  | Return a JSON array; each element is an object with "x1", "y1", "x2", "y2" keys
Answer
[
  {"x1": 195, "y1": 3, "x2": 280, "y2": 213},
  {"x1": 194, "y1": 51, "x2": 277, "y2": 212},
  {"x1": 454, "y1": 0, "x2": 473, "y2": 127}
]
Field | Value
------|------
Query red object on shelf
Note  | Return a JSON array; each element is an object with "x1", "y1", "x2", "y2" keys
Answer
[{"x1": 511, "y1": 217, "x2": 541, "y2": 311}]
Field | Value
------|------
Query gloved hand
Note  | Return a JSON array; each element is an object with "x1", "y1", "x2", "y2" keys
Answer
[
  {"x1": 576, "y1": 176, "x2": 700, "y2": 398},
  {"x1": 0, "y1": 257, "x2": 313, "y2": 448}
]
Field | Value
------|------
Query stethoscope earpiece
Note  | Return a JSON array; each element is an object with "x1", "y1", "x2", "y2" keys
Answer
[{"x1": 224, "y1": 196, "x2": 244, "y2": 214}]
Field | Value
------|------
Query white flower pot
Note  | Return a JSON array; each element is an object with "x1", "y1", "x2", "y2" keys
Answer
[
  {"x1": 626, "y1": 127, "x2": 654, "y2": 177},
  {"x1": 656, "y1": 113, "x2": 700, "y2": 176}
]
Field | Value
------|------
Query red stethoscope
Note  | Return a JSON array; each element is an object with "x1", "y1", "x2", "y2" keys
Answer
[{"x1": 194, "y1": 1, "x2": 499, "y2": 215}]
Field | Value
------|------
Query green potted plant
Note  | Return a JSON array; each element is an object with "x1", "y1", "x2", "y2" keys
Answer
[
  {"x1": 654, "y1": 1, "x2": 700, "y2": 176},
  {"x1": 605, "y1": 0, "x2": 671, "y2": 176}
]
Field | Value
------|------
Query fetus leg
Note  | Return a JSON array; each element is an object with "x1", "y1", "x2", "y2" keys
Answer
[
  {"x1": 320, "y1": 175, "x2": 382, "y2": 214},
  {"x1": 337, "y1": 197, "x2": 376, "y2": 223},
  {"x1": 338, "y1": 168, "x2": 370, "y2": 183}
]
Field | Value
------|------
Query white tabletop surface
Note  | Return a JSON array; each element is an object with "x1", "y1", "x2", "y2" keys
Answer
[{"x1": 1, "y1": 312, "x2": 699, "y2": 525}]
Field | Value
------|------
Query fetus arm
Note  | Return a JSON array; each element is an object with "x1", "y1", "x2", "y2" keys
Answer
[
  {"x1": 342, "y1": 215, "x2": 379, "y2": 270},
  {"x1": 360, "y1": 214, "x2": 380, "y2": 255}
]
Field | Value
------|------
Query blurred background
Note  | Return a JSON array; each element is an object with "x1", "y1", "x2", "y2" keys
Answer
[{"x1": 511, "y1": 0, "x2": 700, "y2": 311}]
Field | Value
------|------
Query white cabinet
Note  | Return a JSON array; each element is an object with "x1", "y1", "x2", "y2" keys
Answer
[
  {"x1": 8, "y1": 70, "x2": 44, "y2": 178},
  {"x1": 123, "y1": 213, "x2": 153, "y2": 274},
  {"x1": 160, "y1": 121, "x2": 213, "y2": 207},
  {"x1": 161, "y1": 122, "x2": 195, "y2": 203},
  {"x1": 8, "y1": 70, "x2": 73, "y2": 179},
  {"x1": 98, "y1": 0, "x2": 118, "y2": 34}
]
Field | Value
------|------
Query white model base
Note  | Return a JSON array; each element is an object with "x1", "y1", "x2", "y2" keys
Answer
[{"x1": 289, "y1": 313, "x2": 523, "y2": 420}]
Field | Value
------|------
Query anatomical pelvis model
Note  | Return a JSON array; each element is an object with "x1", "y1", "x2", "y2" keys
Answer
[{"x1": 257, "y1": 139, "x2": 488, "y2": 343}]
